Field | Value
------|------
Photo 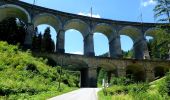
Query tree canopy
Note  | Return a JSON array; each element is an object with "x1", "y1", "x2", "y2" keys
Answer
[{"x1": 154, "y1": 0, "x2": 170, "y2": 23}]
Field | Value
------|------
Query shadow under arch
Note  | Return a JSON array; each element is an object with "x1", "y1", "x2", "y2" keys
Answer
[
  {"x1": 144, "y1": 27, "x2": 162, "y2": 39},
  {"x1": 0, "y1": 4, "x2": 31, "y2": 23},
  {"x1": 93, "y1": 23, "x2": 114, "y2": 38},
  {"x1": 119, "y1": 26, "x2": 142, "y2": 43},
  {"x1": 126, "y1": 64, "x2": 146, "y2": 82},
  {"x1": 97, "y1": 62, "x2": 117, "y2": 83},
  {"x1": 33, "y1": 13, "x2": 61, "y2": 33},
  {"x1": 64, "y1": 19, "x2": 89, "y2": 37},
  {"x1": 154, "y1": 66, "x2": 169, "y2": 79},
  {"x1": 119, "y1": 26, "x2": 146, "y2": 59}
]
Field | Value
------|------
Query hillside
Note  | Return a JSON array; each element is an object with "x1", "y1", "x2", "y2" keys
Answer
[
  {"x1": 98, "y1": 76, "x2": 170, "y2": 100},
  {"x1": 0, "y1": 41, "x2": 78, "y2": 99}
]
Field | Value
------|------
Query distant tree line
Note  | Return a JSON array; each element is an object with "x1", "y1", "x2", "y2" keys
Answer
[
  {"x1": 0, "y1": 17, "x2": 55, "y2": 52},
  {"x1": 0, "y1": 17, "x2": 26, "y2": 46},
  {"x1": 32, "y1": 27, "x2": 55, "y2": 52}
]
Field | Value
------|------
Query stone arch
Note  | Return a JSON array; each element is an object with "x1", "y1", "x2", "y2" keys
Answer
[
  {"x1": 93, "y1": 23, "x2": 115, "y2": 38},
  {"x1": 144, "y1": 28, "x2": 161, "y2": 39},
  {"x1": 65, "y1": 58, "x2": 88, "y2": 70},
  {"x1": 126, "y1": 64, "x2": 146, "y2": 81},
  {"x1": 119, "y1": 26, "x2": 142, "y2": 42},
  {"x1": 154, "y1": 66, "x2": 169, "y2": 79},
  {"x1": 93, "y1": 23, "x2": 113, "y2": 56},
  {"x1": 97, "y1": 62, "x2": 117, "y2": 84},
  {"x1": 33, "y1": 13, "x2": 61, "y2": 32},
  {"x1": 0, "y1": 4, "x2": 31, "y2": 23},
  {"x1": 64, "y1": 19, "x2": 89, "y2": 37}
]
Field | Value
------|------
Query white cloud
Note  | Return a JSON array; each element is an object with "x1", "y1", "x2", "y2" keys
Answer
[
  {"x1": 141, "y1": 0, "x2": 157, "y2": 7},
  {"x1": 78, "y1": 12, "x2": 101, "y2": 18},
  {"x1": 70, "y1": 51, "x2": 83, "y2": 55}
]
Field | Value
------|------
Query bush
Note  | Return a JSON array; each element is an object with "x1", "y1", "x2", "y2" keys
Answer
[
  {"x1": 110, "y1": 77, "x2": 134, "y2": 85},
  {"x1": 0, "y1": 41, "x2": 78, "y2": 99}
]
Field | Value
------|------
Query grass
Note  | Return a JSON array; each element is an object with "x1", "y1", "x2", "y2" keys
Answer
[
  {"x1": 0, "y1": 41, "x2": 78, "y2": 99},
  {"x1": 98, "y1": 77, "x2": 170, "y2": 100}
]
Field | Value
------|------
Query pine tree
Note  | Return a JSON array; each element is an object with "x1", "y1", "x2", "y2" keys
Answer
[
  {"x1": 154, "y1": 0, "x2": 170, "y2": 23},
  {"x1": 42, "y1": 27, "x2": 55, "y2": 52},
  {"x1": 0, "y1": 17, "x2": 26, "y2": 46}
]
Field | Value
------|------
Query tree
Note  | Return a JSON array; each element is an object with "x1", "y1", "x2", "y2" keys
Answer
[
  {"x1": 32, "y1": 27, "x2": 42, "y2": 51},
  {"x1": 148, "y1": 28, "x2": 170, "y2": 59},
  {"x1": 122, "y1": 50, "x2": 133, "y2": 59},
  {"x1": 0, "y1": 17, "x2": 26, "y2": 46},
  {"x1": 154, "y1": 0, "x2": 170, "y2": 23},
  {"x1": 41, "y1": 27, "x2": 55, "y2": 52}
]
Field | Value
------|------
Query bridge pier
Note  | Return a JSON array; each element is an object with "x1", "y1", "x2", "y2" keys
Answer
[
  {"x1": 56, "y1": 29, "x2": 65, "y2": 53},
  {"x1": 116, "y1": 67, "x2": 126, "y2": 77},
  {"x1": 80, "y1": 67, "x2": 97, "y2": 87},
  {"x1": 134, "y1": 39, "x2": 150, "y2": 59},
  {"x1": 145, "y1": 69, "x2": 155, "y2": 82},
  {"x1": 109, "y1": 35, "x2": 122, "y2": 58},
  {"x1": 84, "y1": 33, "x2": 95, "y2": 56},
  {"x1": 24, "y1": 24, "x2": 34, "y2": 49}
]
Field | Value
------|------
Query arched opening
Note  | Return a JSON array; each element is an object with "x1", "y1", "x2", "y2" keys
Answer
[
  {"x1": 0, "y1": 5, "x2": 30, "y2": 47},
  {"x1": 64, "y1": 19, "x2": 88, "y2": 55},
  {"x1": 32, "y1": 13, "x2": 60, "y2": 52},
  {"x1": 93, "y1": 32, "x2": 109, "y2": 56},
  {"x1": 93, "y1": 23, "x2": 113, "y2": 57},
  {"x1": 65, "y1": 29, "x2": 84, "y2": 55},
  {"x1": 126, "y1": 64, "x2": 145, "y2": 82},
  {"x1": 63, "y1": 59, "x2": 88, "y2": 87},
  {"x1": 0, "y1": 4, "x2": 31, "y2": 23},
  {"x1": 145, "y1": 28, "x2": 161, "y2": 59},
  {"x1": 97, "y1": 63, "x2": 116, "y2": 86},
  {"x1": 32, "y1": 24, "x2": 56, "y2": 52},
  {"x1": 120, "y1": 35, "x2": 134, "y2": 58},
  {"x1": 119, "y1": 26, "x2": 142, "y2": 59},
  {"x1": 154, "y1": 66, "x2": 169, "y2": 79},
  {"x1": 0, "y1": 17, "x2": 27, "y2": 46}
]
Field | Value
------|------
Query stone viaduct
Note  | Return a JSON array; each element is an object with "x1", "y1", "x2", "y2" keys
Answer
[{"x1": 0, "y1": 0, "x2": 170, "y2": 87}]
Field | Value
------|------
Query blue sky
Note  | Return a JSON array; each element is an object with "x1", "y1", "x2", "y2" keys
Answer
[{"x1": 21, "y1": 0, "x2": 156, "y2": 56}]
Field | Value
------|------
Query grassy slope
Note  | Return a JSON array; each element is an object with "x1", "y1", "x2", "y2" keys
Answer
[
  {"x1": 98, "y1": 77, "x2": 169, "y2": 100},
  {"x1": 0, "y1": 41, "x2": 77, "y2": 100}
]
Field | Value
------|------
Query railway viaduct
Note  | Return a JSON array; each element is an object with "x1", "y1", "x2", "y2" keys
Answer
[{"x1": 0, "y1": 0, "x2": 170, "y2": 87}]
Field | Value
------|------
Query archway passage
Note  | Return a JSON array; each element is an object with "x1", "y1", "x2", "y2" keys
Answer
[
  {"x1": 154, "y1": 66, "x2": 169, "y2": 79},
  {"x1": 65, "y1": 29, "x2": 84, "y2": 55},
  {"x1": 97, "y1": 63, "x2": 117, "y2": 85},
  {"x1": 120, "y1": 35, "x2": 134, "y2": 58},
  {"x1": 126, "y1": 64, "x2": 145, "y2": 82},
  {"x1": 0, "y1": 4, "x2": 31, "y2": 23},
  {"x1": 93, "y1": 32, "x2": 109, "y2": 56}
]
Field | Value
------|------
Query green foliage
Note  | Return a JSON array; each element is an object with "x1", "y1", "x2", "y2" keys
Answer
[
  {"x1": 0, "y1": 41, "x2": 78, "y2": 99},
  {"x1": 32, "y1": 27, "x2": 55, "y2": 52},
  {"x1": 110, "y1": 77, "x2": 134, "y2": 85},
  {"x1": 122, "y1": 50, "x2": 133, "y2": 59},
  {"x1": 41, "y1": 27, "x2": 55, "y2": 52},
  {"x1": 97, "y1": 68, "x2": 108, "y2": 85},
  {"x1": 153, "y1": 0, "x2": 170, "y2": 22},
  {"x1": 98, "y1": 76, "x2": 170, "y2": 100},
  {"x1": 148, "y1": 28, "x2": 170, "y2": 59},
  {"x1": 0, "y1": 18, "x2": 26, "y2": 46}
]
